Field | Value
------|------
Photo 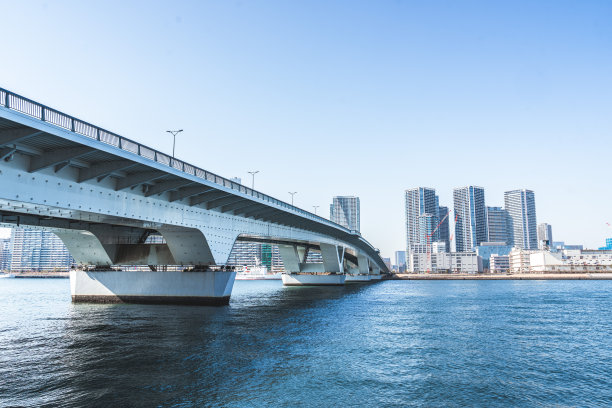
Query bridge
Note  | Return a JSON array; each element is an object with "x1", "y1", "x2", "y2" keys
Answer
[{"x1": 0, "y1": 87, "x2": 388, "y2": 304}]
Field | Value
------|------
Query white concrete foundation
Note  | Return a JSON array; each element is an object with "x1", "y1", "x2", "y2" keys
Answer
[
  {"x1": 281, "y1": 273, "x2": 346, "y2": 286},
  {"x1": 70, "y1": 270, "x2": 236, "y2": 305},
  {"x1": 345, "y1": 274, "x2": 372, "y2": 283}
]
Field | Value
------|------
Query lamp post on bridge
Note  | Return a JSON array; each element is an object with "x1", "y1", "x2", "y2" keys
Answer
[
  {"x1": 313, "y1": 205, "x2": 319, "y2": 215},
  {"x1": 248, "y1": 170, "x2": 259, "y2": 189},
  {"x1": 288, "y1": 191, "x2": 297, "y2": 206},
  {"x1": 166, "y1": 129, "x2": 183, "y2": 158}
]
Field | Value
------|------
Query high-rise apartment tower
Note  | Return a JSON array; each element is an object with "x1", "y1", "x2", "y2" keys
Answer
[
  {"x1": 486, "y1": 206, "x2": 510, "y2": 244},
  {"x1": 504, "y1": 189, "x2": 538, "y2": 250},
  {"x1": 453, "y1": 186, "x2": 487, "y2": 252},
  {"x1": 405, "y1": 187, "x2": 440, "y2": 250},
  {"x1": 330, "y1": 196, "x2": 360, "y2": 232}
]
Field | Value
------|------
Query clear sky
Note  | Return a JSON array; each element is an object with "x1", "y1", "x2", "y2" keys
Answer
[{"x1": 1, "y1": 0, "x2": 611, "y2": 256}]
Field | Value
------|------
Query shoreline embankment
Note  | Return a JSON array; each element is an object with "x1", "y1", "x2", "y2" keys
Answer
[
  {"x1": 391, "y1": 273, "x2": 612, "y2": 280},
  {"x1": 3, "y1": 272, "x2": 69, "y2": 279}
]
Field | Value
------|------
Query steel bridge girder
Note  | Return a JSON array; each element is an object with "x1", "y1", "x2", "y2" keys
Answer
[
  {"x1": 169, "y1": 186, "x2": 214, "y2": 202},
  {"x1": 29, "y1": 146, "x2": 94, "y2": 173},
  {"x1": 78, "y1": 160, "x2": 136, "y2": 183},
  {"x1": 206, "y1": 196, "x2": 246, "y2": 211},
  {"x1": 115, "y1": 170, "x2": 167, "y2": 191},
  {"x1": 145, "y1": 179, "x2": 193, "y2": 197}
]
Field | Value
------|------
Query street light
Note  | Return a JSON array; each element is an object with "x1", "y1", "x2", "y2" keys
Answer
[
  {"x1": 288, "y1": 191, "x2": 297, "y2": 206},
  {"x1": 313, "y1": 205, "x2": 319, "y2": 215},
  {"x1": 166, "y1": 129, "x2": 183, "y2": 158},
  {"x1": 248, "y1": 170, "x2": 259, "y2": 189}
]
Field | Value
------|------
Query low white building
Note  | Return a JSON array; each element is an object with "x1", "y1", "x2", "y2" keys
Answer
[
  {"x1": 449, "y1": 252, "x2": 482, "y2": 274},
  {"x1": 409, "y1": 250, "x2": 482, "y2": 274},
  {"x1": 529, "y1": 249, "x2": 612, "y2": 273},
  {"x1": 509, "y1": 248, "x2": 537, "y2": 273},
  {"x1": 408, "y1": 243, "x2": 447, "y2": 273},
  {"x1": 490, "y1": 254, "x2": 510, "y2": 273}
]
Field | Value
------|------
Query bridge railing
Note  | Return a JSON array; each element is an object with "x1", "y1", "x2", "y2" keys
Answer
[{"x1": 0, "y1": 88, "x2": 356, "y2": 235}]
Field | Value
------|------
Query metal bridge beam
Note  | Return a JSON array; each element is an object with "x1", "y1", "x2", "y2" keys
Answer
[
  {"x1": 169, "y1": 186, "x2": 214, "y2": 202},
  {"x1": 78, "y1": 160, "x2": 136, "y2": 183},
  {"x1": 145, "y1": 179, "x2": 193, "y2": 197},
  {"x1": 54, "y1": 161, "x2": 71, "y2": 173},
  {"x1": 190, "y1": 191, "x2": 232, "y2": 206},
  {"x1": 29, "y1": 146, "x2": 94, "y2": 173},
  {"x1": 0, "y1": 147, "x2": 16, "y2": 161},
  {"x1": 265, "y1": 215, "x2": 305, "y2": 228},
  {"x1": 0, "y1": 128, "x2": 43, "y2": 146},
  {"x1": 221, "y1": 201, "x2": 260, "y2": 214},
  {"x1": 242, "y1": 207, "x2": 280, "y2": 218},
  {"x1": 206, "y1": 196, "x2": 247, "y2": 211},
  {"x1": 115, "y1": 170, "x2": 167, "y2": 191}
]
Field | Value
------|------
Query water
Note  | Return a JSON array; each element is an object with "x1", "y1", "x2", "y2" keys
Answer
[{"x1": 0, "y1": 279, "x2": 611, "y2": 407}]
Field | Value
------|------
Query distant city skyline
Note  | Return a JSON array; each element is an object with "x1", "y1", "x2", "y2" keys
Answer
[{"x1": 1, "y1": 1, "x2": 611, "y2": 258}]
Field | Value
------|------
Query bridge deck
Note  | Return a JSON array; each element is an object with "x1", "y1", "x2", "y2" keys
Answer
[{"x1": 0, "y1": 87, "x2": 387, "y2": 272}]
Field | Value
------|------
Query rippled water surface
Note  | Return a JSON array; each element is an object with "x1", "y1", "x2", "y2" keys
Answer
[{"x1": 1, "y1": 278, "x2": 611, "y2": 407}]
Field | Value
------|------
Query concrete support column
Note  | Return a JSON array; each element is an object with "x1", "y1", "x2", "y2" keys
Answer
[
  {"x1": 158, "y1": 227, "x2": 216, "y2": 265},
  {"x1": 357, "y1": 253, "x2": 370, "y2": 275},
  {"x1": 278, "y1": 244, "x2": 301, "y2": 273},
  {"x1": 345, "y1": 252, "x2": 372, "y2": 282},
  {"x1": 102, "y1": 244, "x2": 175, "y2": 265},
  {"x1": 319, "y1": 243, "x2": 342, "y2": 274},
  {"x1": 54, "y1": 230, "x2": 113, "y2": 266},
  {"x1": 57, "y1": 226, "x2": 178, "y2": 266},
  {"x1": 280, "y1": 243, "x2": 346, "y2": 286},
  {"x1": 369, "y1": 259, "x2": 382, "y2": 280}
]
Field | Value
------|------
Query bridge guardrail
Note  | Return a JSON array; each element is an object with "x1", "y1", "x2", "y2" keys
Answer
[{"x1": 0, "y1": 87, "x2": 356, "y2": 234}]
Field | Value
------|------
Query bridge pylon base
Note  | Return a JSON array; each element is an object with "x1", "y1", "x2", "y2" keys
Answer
[
  {"x1": 345, "y1": 274, "x2": 372, "y2": 283},
  {"x1": 281, "y1": 273, "x2": 346, "y2": 286},
  {"x1": 70, "y1": 270, "x2": 236, "y2": 305}
]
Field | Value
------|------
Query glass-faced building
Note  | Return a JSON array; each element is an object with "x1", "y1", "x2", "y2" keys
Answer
[
  {"x1": 438, "y1": 206, "x2": 451, "y2": 253},
  {"x1": 599, "y1": 238, "x2": 612, "y2": 251},
  {"x1": 537, "y1": 223, "x2": 553, "y2": 249},
  {"x1": 504, "y1": 189, "x2": 538, "y2": 250},
  {"x1": 330, "y1": 196, "x2": 360, "y2": 232},
  {"x1": 476, "y1": 242, "x2": 513, "y2": 270},
  {"x1": 453, "y1": 186, "x2": 487, "y2": 252},
  {"x1": 394, "y1": 250, "x2": 407, "y2": 272},
  {"x1": 486, "y1": 206, "x2": 510, "y2": 244},
  {"x1": 405, "y1": 187, "x2": 440, "y2": 250}
]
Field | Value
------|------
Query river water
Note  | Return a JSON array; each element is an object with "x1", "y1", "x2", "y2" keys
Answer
[{"x1": 0, "y1": 278, "x2": 610, "y2": 407}]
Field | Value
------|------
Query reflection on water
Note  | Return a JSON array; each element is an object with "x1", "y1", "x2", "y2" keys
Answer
[{"x1": 1, "y1": 279, "x2": 611, "y2": 407}]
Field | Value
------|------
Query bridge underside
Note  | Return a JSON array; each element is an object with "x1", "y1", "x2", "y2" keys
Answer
[{"x1": 0, "y1": 89, "x2": 387, "y2": 304}]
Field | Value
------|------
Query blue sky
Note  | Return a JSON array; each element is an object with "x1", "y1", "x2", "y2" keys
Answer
[{"x1": 1, "y1": 0, "x2": 611, "y2": 256}]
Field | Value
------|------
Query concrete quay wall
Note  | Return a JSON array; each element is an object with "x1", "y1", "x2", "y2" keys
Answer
[{"x1": 392, "y1": 273, "x2": 612, "y2": 280}]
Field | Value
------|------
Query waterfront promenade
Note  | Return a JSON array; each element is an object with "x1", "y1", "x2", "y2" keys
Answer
[{"x1": 393, "y1": 273, "x2": 612, "y2": 280}]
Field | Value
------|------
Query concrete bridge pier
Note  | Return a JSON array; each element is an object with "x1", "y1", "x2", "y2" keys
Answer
[
  {"x1": 279, "y1": 243, "x2": 346, "y2": 286},
  {"x1": 58, "y1": 226, "x2": 237, "y2": 305},
  {"x1": 345, "y1": 253, "x2": 372, "y2": 282},
  {"x1": 369, "y1": 259, "x2": 383, "y2": 280}
]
